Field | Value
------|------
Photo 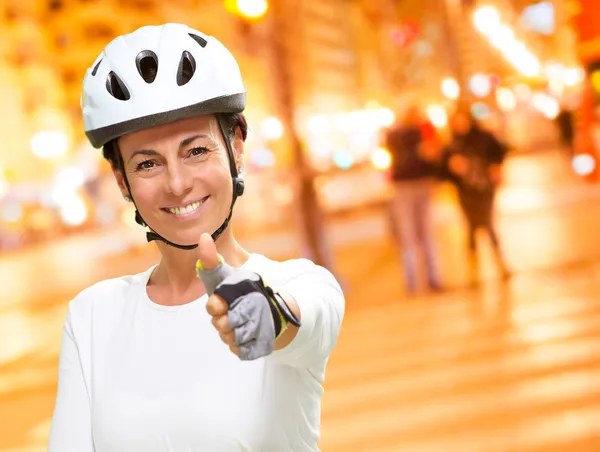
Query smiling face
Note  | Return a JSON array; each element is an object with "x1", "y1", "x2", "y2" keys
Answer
[{"x1": 114, "y1": 115, "x2": 244, "y2": 246}]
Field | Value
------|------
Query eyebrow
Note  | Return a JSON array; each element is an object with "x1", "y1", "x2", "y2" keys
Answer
[{"x1": 127, "y1": 134, "x2": 212, "y2": 163}]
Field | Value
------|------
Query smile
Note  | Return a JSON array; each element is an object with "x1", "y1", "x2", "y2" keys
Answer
[{"x1": 161, "y1": 196, "x2": 209, "y2": 218}]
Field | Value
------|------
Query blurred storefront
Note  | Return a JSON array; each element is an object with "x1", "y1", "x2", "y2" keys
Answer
[{"x1": 570, "y1": 0, "x2": 600, "y2": 181}]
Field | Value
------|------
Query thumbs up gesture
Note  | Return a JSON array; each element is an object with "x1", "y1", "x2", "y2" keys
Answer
[
  {"x1": 195, "y1": 233, "x2": 239, "y2": 355},
  {"x1": 195, "y1": 233, "x2": 301, "y2": 361}
]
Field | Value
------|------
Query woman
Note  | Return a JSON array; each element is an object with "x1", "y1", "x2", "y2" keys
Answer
[
  {"x1": 444, "y1": 110, "x2": 510, "y2": 286},
  {"x1": 48, "y1": 23, "x2": 345, "y2": 451},
  {"x1": 384, "y1": 104, "x2": 444, "y2": 294}
]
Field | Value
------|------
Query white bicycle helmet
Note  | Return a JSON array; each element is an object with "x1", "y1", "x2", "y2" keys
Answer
[
  {"x1": 81, "y1": 23, "x2": 247, "y2": 249},
  {"x1": 82, "y1": 22, "x2": 246, "y2": 149}
]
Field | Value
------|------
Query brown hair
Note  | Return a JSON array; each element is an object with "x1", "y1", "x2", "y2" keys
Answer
[{"x1": 101, "y1": 112, "x2": 248, "y2": 171}]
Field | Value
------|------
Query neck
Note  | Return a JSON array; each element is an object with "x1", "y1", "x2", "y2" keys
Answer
[{"x1": 150, "y1": 226, "x2": 250, "y2": 294}]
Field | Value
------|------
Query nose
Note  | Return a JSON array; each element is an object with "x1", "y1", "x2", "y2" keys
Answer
[{"x1": 165, "y1": 162, "x2": 193, "y2": 197}]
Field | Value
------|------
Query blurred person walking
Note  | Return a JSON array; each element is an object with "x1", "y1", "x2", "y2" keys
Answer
[
  {"x1": 384, "y1": 105, "x2": 444, "y2": 294},
  {"x1": 556, "y1": 107, "x2": 575, "y2": 158},
  {"x1": 444, "y1": 109, "x2": 510, "y2": 287}
]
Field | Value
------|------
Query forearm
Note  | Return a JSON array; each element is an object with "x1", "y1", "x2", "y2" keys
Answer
[
  {"x1": 489, "y1": 163, "x2": 503, "y2": 185},
  {"x1": 270, "y1": 264, "x2": 345, "y2": 368}
]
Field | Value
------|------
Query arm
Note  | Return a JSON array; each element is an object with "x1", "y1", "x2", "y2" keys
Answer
[
  {"x1": 486, "y1": 134, "x2": 508, "y2": 185},
  {"x1": 440, "y1": 145, "x2": 462, "y2": 184},
  {"x1": 270, "y1": 260, "x2": 345, "y2": 369},
  {"x1": 272, "y1": 291, "x2": 301, "y2": 350},
  {"x1": 48, "y1": 307, "x2": 95, "y2": 452},
  {"x1": 487, "y1": 134, "x2": 508, "y2": 165},
  {"x1": 382, "y1": 126, "x2": 394, "y2": 150}
]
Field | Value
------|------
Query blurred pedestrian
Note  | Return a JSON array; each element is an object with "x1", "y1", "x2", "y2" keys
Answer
[
  {"x1": 384, "y1": 104, "x2": 444, "y2": 294},
  {"x1": 556, "y1": 107, "x2": 575, "y2": 157},
  {"x1": 443, "y1": 109, "x2": 510, "y2": 286}
]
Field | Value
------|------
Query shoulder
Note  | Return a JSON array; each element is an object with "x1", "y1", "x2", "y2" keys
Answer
[
  {"x1": 474, "y1": 127, "x2": 494, "y2": 141},
  {"x1": 246, "y1": 254, "x2": 336, "y2": 286},
  {"x1": 67, "y1": 266, "x2": 153, "y2": 320}
]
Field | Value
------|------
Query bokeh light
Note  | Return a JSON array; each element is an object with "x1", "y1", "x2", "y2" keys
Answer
[
  {"x1": 427, "y1": 105, "x2": 448, "y2": 128},
  {"x1": 496, "y1": 87, "x2": 517, "y2": 111},
  {"x1": 59, "y1": 196, "x2": 87, "y2": 226},
  {"x1": 441, "y1": 77, "x2": 460, "y2": 100},
  {"x1": 470, "y1": 73, "x2": 492, "y2": 98},
  {"x1": 572, "y1": 154, "x2": 596, "y2": 176},
  {"x1": 260, "y1": 116, "x2": 284, "y2": 140},
  {"x1": 225, "y1": 0, "x2": 268, "y2": 19},
  {"x1": 249, "y1": 147, "x2": 276, "y2": 168},
  {"x1": 370, "y1": 147, "x2": 392, "y2": 170},
  {"x1": 30, "y1": 130, "x2": 69, "y2": 159},
  {"x1": 471, "y1": 102, "x2": 491, "y2": 119},
  {"x1": 531, "y1": 93, "x2": 560, "y2": 119},
  {"x1": 333, "y1": 149, "x2": 354, "y2": 169}
]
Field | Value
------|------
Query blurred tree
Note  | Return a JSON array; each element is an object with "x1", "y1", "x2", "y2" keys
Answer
[{"x1": 229, "y1": 0, "x2": 336, "y2": 270}]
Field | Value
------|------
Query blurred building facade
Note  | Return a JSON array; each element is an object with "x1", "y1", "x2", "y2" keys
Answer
[
  {"x1": 421, "y1": 0, "x2": 581, "y2": 148},
  {"x1": 0, "y1": 0, "x2": 593, "y2": 251}
]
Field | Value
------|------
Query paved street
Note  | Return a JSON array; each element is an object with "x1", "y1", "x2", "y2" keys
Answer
[{"x1": 2, "y1": 149, "x2": 600, "y2": 451}]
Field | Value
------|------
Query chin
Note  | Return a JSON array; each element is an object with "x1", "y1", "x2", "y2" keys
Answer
[
  {"x1": 144, "y1": 206, "x2": 229, "y2": 246},
  {"x1": 162, "y1": 223, "x2": 225, "y2": 247},
  {"x1": 162, "y1": 227, "x2": 206, "y2": 247}
]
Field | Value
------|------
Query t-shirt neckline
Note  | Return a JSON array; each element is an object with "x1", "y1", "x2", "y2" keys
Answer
[{"x1": 138, "y1": 253, "x2": 260, "y2": 312}]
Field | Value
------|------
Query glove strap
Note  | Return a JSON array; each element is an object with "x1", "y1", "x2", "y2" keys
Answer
[
  {"x1": 213, "y1": 273, "x2": 302, "y2": 339},
  {"x1": 266, "y1": 290, "x2": 302, "y2": 339}
]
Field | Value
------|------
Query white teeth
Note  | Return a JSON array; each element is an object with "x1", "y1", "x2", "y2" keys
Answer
[{"x1": 167, "y1": 201, "x2": 201, "y2": 215}]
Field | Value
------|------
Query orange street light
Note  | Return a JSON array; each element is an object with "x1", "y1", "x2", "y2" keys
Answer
[{"x1": 224, "y1": 0, "x2": 268, "y2": 20}]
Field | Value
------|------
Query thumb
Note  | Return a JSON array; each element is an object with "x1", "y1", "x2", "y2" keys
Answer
[
  {"x1": 196, "y1": 233, "x2": 221, "y2": 271},
  {"x1": 196, "y1": 233, "x2": 235, "y2": 296}
]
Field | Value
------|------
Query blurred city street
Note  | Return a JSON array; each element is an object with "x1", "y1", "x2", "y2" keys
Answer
[
  {"x1": 2, "y1": 148, "x2": 600, "y2": 451},
  {"x1": 3, "y1": 0, "x2": 600, "y2": 450}
]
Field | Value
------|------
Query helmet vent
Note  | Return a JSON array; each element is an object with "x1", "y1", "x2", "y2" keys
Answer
[
  {"x1": 136, "y1": 50, "x2": 158, "y2": 83},
  {"x1": 188, "y1": 33, "x2": 207, "y2": 48},
  {"x1": 106, "y1": 71, "x2": 131, "y2": 100},
  {"x1": 91, "y1": 58, "x2": 103, "y2": 76},
  {"x1": 176, "y1": 51, "x2": 196, "y2": 86}
]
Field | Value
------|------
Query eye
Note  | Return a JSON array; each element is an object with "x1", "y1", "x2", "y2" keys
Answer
[
  {"x1": 188, "y1": 146, "x2": 209, "y2": 157},
  {"x1": 135, "y1": 160, "x2": 156, "y2": 171}
]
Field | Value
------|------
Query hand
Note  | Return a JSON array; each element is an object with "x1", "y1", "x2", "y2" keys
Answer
[
  {"x1": 489, "y1": 164, "x2": 503, "y2": 185},
  {"x1": 449, "y1": 155, "x2": 468, "y2": 176},
  {"x1": 196, "y1": 233, "x2": 296, "y2": 361},
  {"x1": 196, "y1": 233, "x2": 240, "y2": 356}
]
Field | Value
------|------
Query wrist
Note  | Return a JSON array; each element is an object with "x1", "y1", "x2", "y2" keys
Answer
[
  {"x1": 269, "y1": 295, "x2": 289, "y2": 340},
  {"x1": 265, "y1": 288, "x2": 301, "y2": 339}
]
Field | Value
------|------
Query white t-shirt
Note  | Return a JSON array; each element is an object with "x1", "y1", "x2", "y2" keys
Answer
[{"x1": 48, "y1": 253, "x2": 345, "y2": 452}]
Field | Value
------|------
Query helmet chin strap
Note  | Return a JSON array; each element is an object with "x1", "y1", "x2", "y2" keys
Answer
[{"x1": 117, "y1": 115, "x2": 245, "y2": 251}]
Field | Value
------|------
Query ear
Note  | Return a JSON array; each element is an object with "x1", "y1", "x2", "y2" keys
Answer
[
  {"x1": 232, "y1": 126, "x2": 245, "y2": 173},
  {"x1": 111, "y1": 165, "x2": 129, "y2": 199}
]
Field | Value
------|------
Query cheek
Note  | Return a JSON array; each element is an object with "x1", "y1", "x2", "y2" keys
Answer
[
  {"x1": 128, "y1": 178, "x2": 158, "y2": 207},
  {"x1": 206, "y1": 154, "x2": 235, "y2": 195},
  {"x1": 209, "y1": 167, "x2": 234, "y2": 201}
]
